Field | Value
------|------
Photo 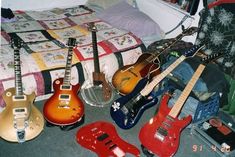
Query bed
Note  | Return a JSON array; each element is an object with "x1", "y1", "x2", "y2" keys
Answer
[{"x1": 0, "y1": 1, "x2": 165, "y2": 108}]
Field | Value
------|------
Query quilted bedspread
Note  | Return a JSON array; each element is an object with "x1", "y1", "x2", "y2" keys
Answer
[{"x1": 0, "y1": 5, "x2": 145, "y2": 107}]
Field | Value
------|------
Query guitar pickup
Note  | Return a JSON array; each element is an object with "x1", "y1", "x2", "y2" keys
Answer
[
  {"x1": 60, "y1": 85, "x2": 71, "y2": 90},
  {"x1": 121, "y1": 106, "x2": 129, "y2": 115},
  {"x1": 59, "y1": 94, "x2": 71, "y2": 100},
  {"x1": 13, "y1": 95, "x2": 26, "y2": 101},
  {"x1": 13, "y1": 107, "x2": 27, "y2": 118},
  {"x1": 97, "y1": 133, "x2": 109, "y2": 141}
]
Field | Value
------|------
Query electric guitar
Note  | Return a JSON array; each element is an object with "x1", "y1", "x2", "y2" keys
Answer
[
  {"x1": 110, "y1": 45, "x2": 204, "y2": 129},
  {"x1": 112, "y1": 27, "x2": 198, "y2": 95},
  {"x1": 139, "y1": 52, "x2": 223, "y2": 157},
  {"x1": 0, "y1": 38, "x2": 44, "y2": 143},
  {"x1": 81, "y1": 22, "x2": 114, "y2": 107},
  {"x1": 76, "y1": 121, "x2": 140, "y2": 157},
  {"x1": 43, "y1": 38, "x2": 84, "y2": 126}
]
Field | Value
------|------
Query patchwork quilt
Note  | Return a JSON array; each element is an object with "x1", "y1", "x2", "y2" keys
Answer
[{"x1": 0, "y1": 5, "x2": 145, "y2": 107}]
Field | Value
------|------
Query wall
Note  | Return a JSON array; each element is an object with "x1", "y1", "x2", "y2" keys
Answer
[
  {"x1": 136, "y1": 0, "x2": 204, "y2": 42},
  {"x1": 1, "y1": 0, "x2": 87, "y2": 11}
]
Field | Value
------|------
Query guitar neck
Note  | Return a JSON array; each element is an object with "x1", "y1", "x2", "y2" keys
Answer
[
  {"x1": 148, "y1": 33, "x2": 185, "y2": 62},
  {"x1": 63, "y1": 46, "x2": 74, "y2": 86},
  {"x1": 92, "y1": 31, "x2": 100, "y2": 73},
  {"x1": 168, "y1": 64, "x2": 205, "y2": 118},
  {"x1": 14, "y1": 49, "x2": 24, "y2": 96},
  {"x1": 140, "y1": 55, "x2": 186, "y2": 96}
]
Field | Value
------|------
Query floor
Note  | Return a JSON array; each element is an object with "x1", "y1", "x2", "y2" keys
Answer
[{"x1": 0, "y1": 96, "x2": 234, "y2": 157}]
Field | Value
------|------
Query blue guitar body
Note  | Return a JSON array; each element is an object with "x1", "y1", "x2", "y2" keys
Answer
[{"x1": 110, "y1": 78, "x2": 158, "y2": 129}]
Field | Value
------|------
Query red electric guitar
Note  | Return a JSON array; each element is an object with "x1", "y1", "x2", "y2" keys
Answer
[
  {"x1": 76, "y1": 121, "x2": 140, "y2": 157},
  {"x1": 43, "y1": 38, "x2": 84, "y2": 126},
  {"x1": 139, "y1": 66, "x2": 204, "y2": 157},
  {"x1": 139, "y1": 52, "x2": 223, "y2": 157}
]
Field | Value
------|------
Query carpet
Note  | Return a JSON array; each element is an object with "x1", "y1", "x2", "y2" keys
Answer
[{"x1": 0, "y1": 96, "x2": 233, "y2": 157}]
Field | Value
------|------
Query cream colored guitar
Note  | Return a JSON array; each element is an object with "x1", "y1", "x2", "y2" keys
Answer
[{"x1": 0, "y1": 39, "x2": 44, "y2": 143}]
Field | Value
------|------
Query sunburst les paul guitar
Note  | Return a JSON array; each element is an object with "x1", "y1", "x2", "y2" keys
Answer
[
  {"x1": 110, "y1": 45, "x2": 204, "y2": 129},
  {"x1": 112, "y1": 27, "x2": 197, "y2": 95},
  {"x1": 0, "y1": 38, "x2": 44, "y2": 143},
  {"x1": 43, "y1": 38, "x2": 84, "y2": 126},
  {"x1": 139, "y1": 52, "x2": 223, "y2": 157}
]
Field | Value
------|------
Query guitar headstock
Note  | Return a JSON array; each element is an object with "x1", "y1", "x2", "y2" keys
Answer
[
  {"x1": 182, "y1": 27, "x2": 198, "y2": 37},
  {"x1": 11, "y1": 38, "x2": 23, "y2": 50},
  {"x1": 184, "y1": 44, "x2": 205, "y2": 58},
  {"x1": 88, "y1": 22, "x2": 97, "y2": 32},
  {"x1": 67, "y1": 38, "x2": 77, "y2": 47},
  {"x1": 201, "y1": 52, "x2": 223, "y2": 64}
]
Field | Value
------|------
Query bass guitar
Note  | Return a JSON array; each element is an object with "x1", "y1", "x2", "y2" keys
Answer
[
  {"x1": 0, "y1": 38, "x2": 44, "y2": 143},
  {"x1": 43, "y1": 38, "x2": 84, "y2": 126},
  {"x1": 112, "y1": 27, "x2": 198, "y2": 95},
  {"x1": 81, "y1": 22, "x2": 115, "y2": 107},
  {"x1": 139, "y1": 52, "x2": 223, "y2": 157},
  {"x1": 76, "y1": 121, "x2": 140, "y2": 157},
  {"x1": 110, "y1": 45, "x2": 203, "y2": 129}
]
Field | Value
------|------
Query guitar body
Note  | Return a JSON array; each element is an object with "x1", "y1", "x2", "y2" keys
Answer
[
  {"x1": 0, "y1": 88, "x2": 44, "y2": 142},
  {"x1": 76, "y1": 121, "x2": 140, "y2": 157},
  {"x1": 139, "y1": 94, "x2": 192, "y2": 157},
  {"x1": 110, "y1": 78, "x2": 158, "y2": 129},
  {"x1": 112, "y1": 53, "x2": 160, "y2": 95},
  {"x1": 43, "y1": 78, "x2": 84, "y2": 126}
]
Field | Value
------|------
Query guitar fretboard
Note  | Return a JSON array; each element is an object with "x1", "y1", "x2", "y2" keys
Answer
[
  {"x1": 140, "y1": 55, "x2": 186, "y2": 96},
  {"x1": 168, "y1": 64, "x2": 205, "y2": 118},
  {"x1": 14, "y1": 49, "x2": 23, "y2": 96},
  {"x1": 91, "y1": 29, "x2": 100, "y2": 73},
  {"x1": 63, "y1": 46, "x2": 74, "y2": 86}
]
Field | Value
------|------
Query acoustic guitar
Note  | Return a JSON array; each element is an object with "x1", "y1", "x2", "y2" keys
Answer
[
  {"x1": 0, "y1": 38, "x2": 44, "y2": 143},
  {"x1": 43, "y1": 38, "x2": 84, "y2": 126},
  {"x1": 81, "y1": 22, "x2": 114, "y2": 107},
  {"x1": 76, "y1": 121, "x2": 140, "y2": 157},
  {"x1": 112, "y1": 27, "x2": 198, "y2": 95},
  {"x1": 139, "y1": 52, "x2": 223, "y2": 157},
  {"x1": 110, "y1": 45, "x2": 204, "y2": 129}
]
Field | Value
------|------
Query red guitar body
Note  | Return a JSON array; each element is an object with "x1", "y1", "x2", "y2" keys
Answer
[
  {"x1": 76, "y1": 121, "x2": 140, "y2": 157},
  {"x1": 139, "y1": 94, "x2": 192, "y2": 157},
  {"x1": 43, "y1": 78, "x2": 84, "y2": 125}
]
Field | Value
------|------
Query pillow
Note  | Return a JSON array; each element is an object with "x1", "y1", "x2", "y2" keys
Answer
[
  {"x1": 97, "y1": 1, "x2": 165, "y2": 39},
  {"x1": 86, "y1": 0, "x2": 137, "y2": 13}
]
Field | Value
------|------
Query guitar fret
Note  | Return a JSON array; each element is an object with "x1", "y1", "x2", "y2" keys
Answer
[
  {"x1": 14, "y1": 49, "x2": 24, "y2": 96},
  {"x1": 63, "y1": 47, "x2": 74, "y2": 86},
  {"x1": 169, "y1": 64, "x2": 205, "y2": 118},
  {"x1": 140, "y1": 56, "x2": 186, "y2": 96}
]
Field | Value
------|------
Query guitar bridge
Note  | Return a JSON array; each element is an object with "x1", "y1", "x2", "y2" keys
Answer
[
  {"x1": 155, "y1": 127, "x2": 168, "y2": 141},
  {"x1": 13, "y1": 115, "x2": 28, "y2": 143}
]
